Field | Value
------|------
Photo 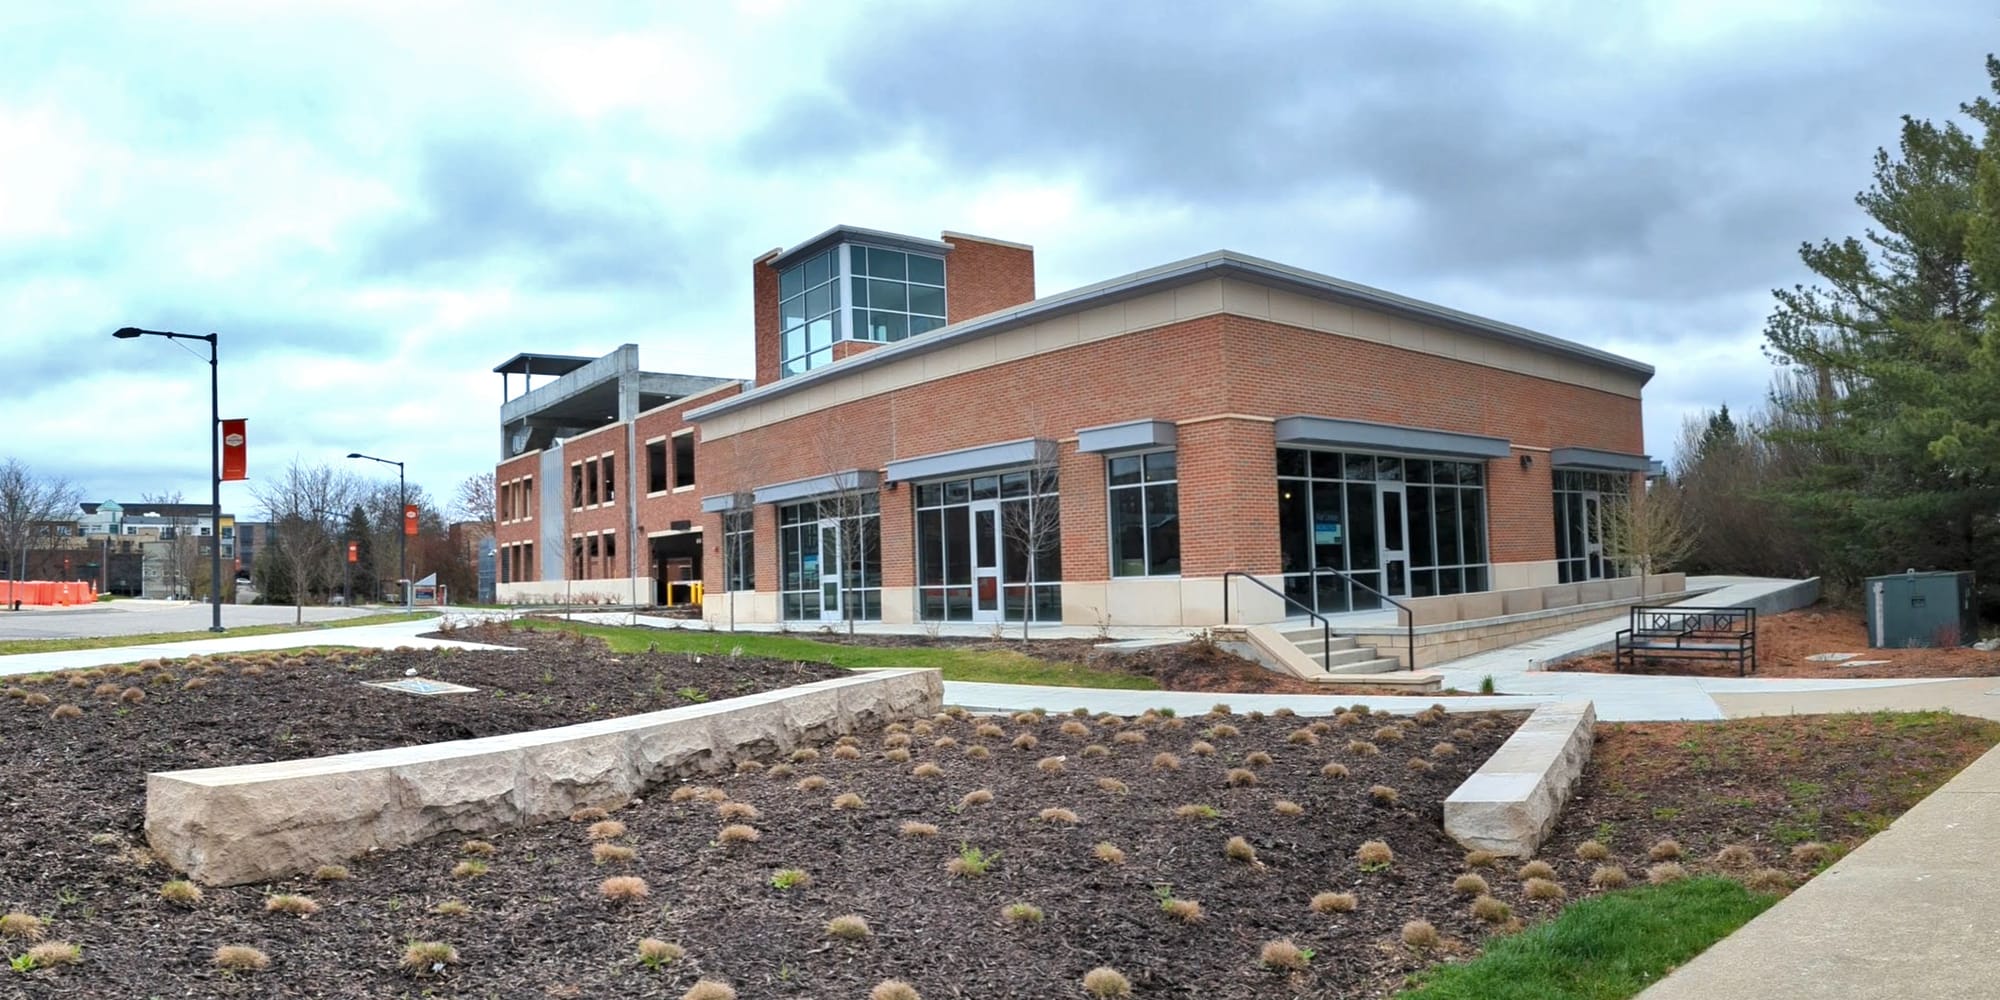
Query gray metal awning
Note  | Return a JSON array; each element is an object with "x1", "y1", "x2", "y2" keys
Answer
[
  {"x1": 698, "y1": 492, "x2": 753, "y2": 514},
  {"x1": 884, "y1": 439, "x2": 1055, "y2": 483},
  {"x1": 1076, "y1": 419, "x2": 1177, "y2": 455},
  {"x1": 751, "y1": 470, "x2": 882, "y2": 506},
  {"x1": 1550, "y1": 447, "x2": 1653, "y2": 473},
  {"x1": 1273, "y1": 416, "x2": 1511, "y2": 460}
]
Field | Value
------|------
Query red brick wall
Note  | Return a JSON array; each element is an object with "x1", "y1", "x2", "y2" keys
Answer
[
  {"x1": 752, "y1": 253, "x2": 781, "y2": 388},
  {"x1": 943, "y1": 234, "x2": 1036, "y2": 323},
  {"x1": 831, "y1": 339, "x2": 885, "y2": 363},
  {"x1": 696, "y1": 312, "x2": 1643, "y2": 597},
  {"x1": 495, "y1": 452, "x2": 541, "y2": 582}
]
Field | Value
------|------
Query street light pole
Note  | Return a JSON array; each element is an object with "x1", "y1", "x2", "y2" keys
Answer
[
  {"x1": 114, "y1": 327, "x2": 226, "y2": 633},
  {"x1": 346, "y1": 453, "x2": 409, "y2": 610}
]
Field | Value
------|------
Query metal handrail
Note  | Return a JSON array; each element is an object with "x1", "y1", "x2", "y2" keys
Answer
[
  {"x1": 1221, "y1": 571, "x2": 1332, "y2": 672},
  {"x1": 1313, "y1": 568, "x2": 1416, "y2": 671}
]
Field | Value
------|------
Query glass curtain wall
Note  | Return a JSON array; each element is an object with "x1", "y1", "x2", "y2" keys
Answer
[
  {"x1": 722, "y1": 510, "x2": 754, "y2": 592},
  {"x1": 915, "y1": 471, "x2": 1061, "y2": 621},
  {"x1": 778, "y1": 495, "x2": 881, "y2": 620},
  {"x1": 850, "y1": 246, "x2": 947, "y2": 343},
  {"x1": 1277, "y1": 448, "x2": 1489, "y2": 612},
  {"x1": 1553, "y1": 470, "x2": 1630, "y2": 582},
  {"x1": 779, "y1": 249, "x2": 840, "y2": 376}
]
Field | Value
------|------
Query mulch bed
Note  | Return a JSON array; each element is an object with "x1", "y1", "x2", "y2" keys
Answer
[
  {"x1": 808, "y1": 631, "x2": 1353, "y2": 694},
  {"x1": 1546, "y1": 604, "x2": 2000, "y2": 678},
  {"x1": 0, "y1": 673, "x2": 1531, "y2": 998}
]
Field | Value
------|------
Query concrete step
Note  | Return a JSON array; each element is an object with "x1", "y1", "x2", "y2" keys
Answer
[
  {"x1": 1291, "y1": 646, "x2": 1388, "y2": 670},
  {"x1": 1321, "y1": 657, "x2": 1407, "y2": 676},
  {"x1": 1286, "y1": 635, "x2": 1360, "y2": 654}
]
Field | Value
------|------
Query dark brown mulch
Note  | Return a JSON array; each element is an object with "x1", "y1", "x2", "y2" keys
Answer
[
  {"x1": 1547, "y1": 603, "x2": 2000, "y2": 678},
  {"x1": 809, "y1": 630, "x2": 1338, "y2": 694},
  {"x1": 1536, "y1": 713, "x2": 2000, "y2": 887},
  {"x1": 0, "y1": 688, "x2": 1526, "y2": 999}
]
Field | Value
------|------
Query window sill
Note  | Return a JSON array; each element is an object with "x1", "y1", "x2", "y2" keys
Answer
[
  {"x1": 1109, "y1": 573, "x2": 1184, "y2": 581},
  {"x1": 671, "y1": 485, "x2": 696, "y2": 494}
]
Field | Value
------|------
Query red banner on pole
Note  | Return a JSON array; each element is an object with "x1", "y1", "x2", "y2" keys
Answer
[
  {"x1": 220, "y1": 419, "x2": 248, "y2": 481},
  {"x1": 347, "y1": 541, "x2": 359, "y2": 564},
  {"x1": 403, "y1": 504, "x2": 419, "y2": 536}
]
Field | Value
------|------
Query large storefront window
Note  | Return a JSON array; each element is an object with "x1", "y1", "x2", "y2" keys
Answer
[
  {"x1": 1553, "y1": 470, "x2": 1629, "y2": 583},
  {"x1": 779, "y1": 495, "x2": 881, "y2": 621},
  {"x1": 1108, "y1": 451, "x2": 1179, "y2": 576},
  {"x1": 915, "y1": 470, "x2": 1061, "y2": 622},
  {"x1": 722, "y1": 510, "x2": 754, "y2": 592},
  {"x1": 1277, "y1": 449, "x2": 1489, "y2": 612}
]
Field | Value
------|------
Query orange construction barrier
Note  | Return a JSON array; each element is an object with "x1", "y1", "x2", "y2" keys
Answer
[{"x1": 0, "y1": 581, "x2": 98, "y2": 607}]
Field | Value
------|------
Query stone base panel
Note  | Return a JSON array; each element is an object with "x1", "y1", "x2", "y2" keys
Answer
[
  {"x1": 146, "y1": 669, "x2": 943, "y2": 886},
  {"x1": 497, "y1": 577, "x2": 652, "y2": 606},
  {"x1": 1443, "y1": 700, "x2": 1595, "y2": 857}
]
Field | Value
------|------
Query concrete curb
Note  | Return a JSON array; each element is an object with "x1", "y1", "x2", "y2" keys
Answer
[
  {"x1": 1443, "y1": 700, "x2": 1595, "y2": 857},
  {"x1": 146, "y1": 668, "x2": 943, "y2": 885}
]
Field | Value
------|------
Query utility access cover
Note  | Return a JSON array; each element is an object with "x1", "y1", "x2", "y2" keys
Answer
[
  {"x1": 1804, "y1": 653, "x2": 1861, "y2": 662},
  {"x1": 365, "y1": 677, "x2": 479, "y2": 696}
]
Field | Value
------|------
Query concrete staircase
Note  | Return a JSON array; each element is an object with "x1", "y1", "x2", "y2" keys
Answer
[{"x1": 1277, "y1": 624, "x2": 1404, "y2": 674}]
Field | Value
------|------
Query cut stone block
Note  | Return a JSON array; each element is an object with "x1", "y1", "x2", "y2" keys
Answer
[
  {"x1": 147, "y1": 669, "x2": 942, "y2": 886},
  {"x1": 1444, "y1": 700, "x2": 1595, "y2": 857}
]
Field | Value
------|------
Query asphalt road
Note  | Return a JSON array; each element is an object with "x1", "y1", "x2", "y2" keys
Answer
[{"x1": 0, "y1": 601, "x2": 385, "y2": 641}]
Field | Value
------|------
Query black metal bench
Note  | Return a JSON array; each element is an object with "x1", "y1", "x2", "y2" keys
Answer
[{"x1": 1614, "y1": 606, "x2": 1757, "y2": 676}]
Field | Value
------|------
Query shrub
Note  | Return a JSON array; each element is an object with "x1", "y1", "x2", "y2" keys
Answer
[
  {"x1": 1347, "y1": 740, "x2": 1380, "y2": 756},
  {"x1": 1225, "y1": 768, "x2": 1258, "y2": 787},
  {"x1": 1244, "y1": 750, "x2": 1274, "y2": 767},
  {"x1": 681, "y1": 980, "x2": 737, "y2": 1000},
  {"x1": 1472, "y1": 893, "x2": 1512, "y2": 923},
  {"x1": 1647, "y1": 862, "x2": 1689, "y2": 885},
  {"x1": 718, "y1": 824, "x2": 761, "y2": 844},
  {"x1": 717, "y1": 801, "x2": 759, "y2": 822},
  {"x1": 870, "y1": 980, "x2": 922, "y2": 1000},
  {"x1": 1518, "y1": 859, "x2": 1556, "y2": 881},
  {"x1": 159, "y1": 880, "x2": 203, "y2": 907},
  {"x1": 1082, "y1": 744, "x2": 1109, "y2": 758},
  {"x1": 1321, "y1": 761, "x2": 1350, "y2": 779},
  {"x1": 1093, "y1": 841, "x2": 1127, "y2": 865},
  {"x1": 1037, "y1": 756, "x2": 1066, "y2": 774},
  {"x1": 571, "y1": 805, "x2": 612, "y2": 821},
  {"x1": 265, "y1": 893, "x2": 320, "y2": 916},
  {"x1": 460, "y1": 839, "x2": 496, "y2": 857},
  {"x1": 431, "y1": 900, "x2": 471, "y2": 916},
  {"x1": 1097, "y1": 777, "x2": 1130, "y2": 796},
  {"x1": 1648, "y1": 837, "x2": 1683, "y2": 862},
  {"x1": 1060, "y1": 720, "x2": 1090, "y2": 737},
  {"x1": 825, "y1": 914, "x2": 872, "y2": 940},
  {"x1": 1357, "y1": 840, "x2": 1394, "y2": 870},
  {"x1": 1273, "y1": 799, "x2": 1304, "y2": 817},
  {"x1": 1038, "y1": 807, "x2": 1080, "y2": 825},
  {"x1": 1791, "y1": 841, "x2": 1832, "y2": 866},
  {"x1": 1082, "y1": 966, "x2": 1133, "y2": 998},
  {"x1": 946, "y1": 843, "x2": 998, "y2": 878},
  {"x1": 636, "y1": 938, "x2": 685, "y2": 969},
  {"x1": 1401, "y1": 920, "x2": 1440, "y2": 950},
  {"x1": 1575, "y1": 839, "x2": 1609, "y2": 861},
  {"x1": 51, "y1": 703, "x2": 83, "y2": 720},
  {"x1": 1153, "y1": 752, "x2": 1183, "y2": 771},
  {"x1": 1590, "y1": 865, "x2": 1631, "y2": 889},
  {"x1": 1524, "y1": 876, "x2": 1566, "y2": 901},
  {"x1": 399, "y1": 940, "x2": 459, "y2": 976},
  {"x1": 1369, "y1": 784, "x2": 1399, "y2": 805},
  {"x1": 1465, "y1": 849, "x2": 1498, "y2": 869},
  {"x1": 1002, "y1": 902, "x2": 1044, "y2": 924},
  {"x1": 1261, "y1": 937, "x2": 1311, "y2": 969},
  {"x1": 1311, "y1": 891, "x2": 1358, "y2": 914},
  {"x1": 959, "y1": 788, "x2": 994, "y2": 808},
  {"x1": 22, "y1": 941, "x2": 80, "y2": 968},
  {"x1": 1208, "y1": 723, "x2": 1241, "y2": 739},
  {"x1": 912, "y1": 762, "x2": 945, "y2": 779},
  {"x1": 1174, "y1": 803, "x2": 1221, "y2": 820},
  {"x1": 600, "y1": 876, "x2": 650, "y2": 901},
  {"x1": 796, "y1": 776, "x2": 829, "y2": 792},
  {"x1": 1432, "y1": 741, "x2": 1457, "y2": 758},
  {"x1": 593, "y1": 843, "x2": 636, "y2": 864},
  {"x1": 452, "y1": 860, "x2": 489, "y2": 879},
  {"x1": 833, "y1": 745, "x2": 864, "y2": 760},
  {"x1": 313, "y1": 864, "x2": 351, "y2": 882},
  {"x1": 770, "y1": 868, "x2": 811, "y2": 890},
  {"x1": 1453, "y1": 873, "x2": 1490, "y2": 896},
  {"x1": 1161, "y1": 897, "x2": 1204, "y2": 923},
  {"x1": 0, "y1": 912, "x2": 45, "y2": 939},
  {"x1": 1745, "y1": 868, "x2": 1793, "y2": 893},
  {"x1": 1188, "y1": 740, "x2": 1217, "y2": 757},
  {"x1": 832, "y1": 793, "x2": 866, "y2": 811},
  {"x1": 899, "y1": 821, "x2": 939, "y2": 838},
  {"x1": 1714, "y1": 844, "x2": 1756, "y2": 869},
  {"x1": 213, "y1": 945, "x2": 270, "y2": 972}
]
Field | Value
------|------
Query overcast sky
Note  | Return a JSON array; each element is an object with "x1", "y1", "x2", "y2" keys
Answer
[{"x1": 1, "y1": 1, "x2": 1991, "y2": 515}]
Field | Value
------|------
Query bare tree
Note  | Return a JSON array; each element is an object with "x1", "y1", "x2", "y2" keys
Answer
[
  {"x1": 252, "y1": 459, "x2": 358, "y2": 624},
  {"x1": 998, "y1": 440, "x2": 1061, "y2": 642},
  {"x1": 140, "y1": 491, "x2": 203, "y2": 600},
  {"x1": 1603, "y1": 478, "x2": 1700, "y2": 598},
  {"x1": 813, "y1": 420, "x2": 879, "y2": 636},
  {"x1": 453, "y1": 472, "x2": 496, "y2": 525},
  {"x1": 0, "y1": 458, "x2": 81, "y2": 592}
]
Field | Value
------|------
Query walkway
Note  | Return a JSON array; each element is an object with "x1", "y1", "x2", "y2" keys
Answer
[
  {"x1": 1638, "y1": 741, "x2": 2000, "y2": 1000},
  {"x1": 0, "y1": 611, "x2": 510, "y2": 677}
]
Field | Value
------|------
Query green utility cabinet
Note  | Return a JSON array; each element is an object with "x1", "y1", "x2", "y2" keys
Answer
[{"x1": 1864, "y1": 571, "x2": 1977, "y2": 648}]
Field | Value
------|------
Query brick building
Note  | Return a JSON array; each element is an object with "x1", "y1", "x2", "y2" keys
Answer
[{"x1": 495, "y1": 225, "x2": 1653, "y2": 626}]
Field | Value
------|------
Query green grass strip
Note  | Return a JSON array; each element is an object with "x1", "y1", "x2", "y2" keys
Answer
[
  {"x1": 0, "y1": 611, "x2": 437, "y2": 656},
  {"x1": 1401, "y1": 877, "x2": 1776, "y2": 1000},
  {"x1": 517, "y1": 620, "x2": 1159, "y2": 691}
]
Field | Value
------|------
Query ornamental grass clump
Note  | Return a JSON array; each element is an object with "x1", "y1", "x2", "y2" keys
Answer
[
  {"x1": 1575, "y1": 839, "x2": 1609, "y2": 861},
  {"x1": 1097, "y1": 777, "x2": 1129, "y2": 795},
  {"x1": 1792, "y1": 841, "x2": 1832, "y2": 865},
  {"x1": 1453, "y1": 873, "x2": 1489, "y2": 896},
  {"x1": 832, "y1": 792, "x2": 866, "y2": 811},
  {"x1": 791, "y1": 747, "x2": 821, "y2": 762},
  {"x1": 592, "y1": 843, "x2": 636, "y2": 864},
  {"x1": 796, "y1": 776, "x2": 829, "y2": 792},
  {"x1": 1471, "y1": 893, "x2": 1512, "y2": 923},
  {"x1": 975, "y1": 722, "x2": 1006, "y2": 739},
  {"x1": 1518, "y1": 859, "x2": 1556, "y2": 881},
  {"x1": 965, "y1": 745, "x2": 992, "y2": 759},
  {"x1": 1347, "y1": 740, "x2": 1379, "y2": 756},
  {"x1": 1002, "y1": 902, "x2": 1044, "y2": 924},
  {"x1": 1037, "y1": 756, "x2": 1065, "y2": 774},
  {"x1": 1082, "y1": 744, "x2": 1109, "y2": 758},
  {"x1": 460, "y1": 839, "x2": 496, "y2": 857},
  {"x1": 1647, "y1": 862, "x2": 1689, "y2": 885},
  {"x1": 572, "y1": 805, "x2": 612, "y2": 821},
  {"x1": 120, "y1": 686, "x2": 145, "y2": 703},
  {"x1": 1273, "y1": 799, "x2": 1304, "y2": 817},
  {"x1": 1369, "y1": 784, "x2": 1399, "y2": 805},
  {"x1": 1223, "y1": 835, "x2": 1259, "y2": 863},
  {"x1": 718, "y1": 824, "x2": 761, "y2": 844},
  {"x1": 959, "y1": 788, "x2": 994, "y2": 808},
  {"x1": 717, "y1": 801, "x2": 759, "y2": 822},
  {"x1": 871, "y1": 980, "x2": 922, "y2": 1000},
  {"x1": 1225, "y1": 768, "x2": 1258, "y2": 787},
  {"x1": 1431, "y1": 741, "x2": 1457, "y2": 758},
  {"x1": 912, "y1": 762, "x2": 944, "y2": 778},
  {"x1": 1208, "y1": 723, "x2": 1241, "y2": 739},
  {"x1": 1153, "y1": 752, "x2": 1182, "y2": 771},
  {"x1": 681, "y1": 980, "x2": 737, "y2": 1000},
  {"x1": 1590, "y1": 864, "x2": 1631, "y2": 889},
  {"x1": 600, "y1": 875, "x2": 650, "y2": 902},
  {"x1": 213, "y1": 945, "x2": 270, "y2": 972},
  {"x1": 431, "y1": 900, "x2": 471, "y2": 916},
  {"x1": 946, "y1": 844, "x2": 998, "y2": 878},
  {"x1": 1407, "y1": 758, "x2": 1435, "y2": 774},
  {"x1": 23, "y1": 941, "x2": 80, "y2": 968},
  {"x1": 451, "y1": 859, "x2": 489, "y2": 879},
  {"x1": 1649, "y1": 837, "x2": 1683, "y2": 862},
  {"x1": 1465, "y1": 849, "x2": 1497, "y2": 869},
  {"x1": 1161, "y1": 896, "x2": 1204, "y2": 923},
  {"x1": 1310, "y1": 890, "x2": 1357, "y2": 914},
  {"x1": 1356, "y1": 839, "x2": 1394, "y2": 870},
  {"x1": 1401, "y1": 920, "x2": 1440, "y2": 951},
  {"x1": 0, "y1": 912, "x2": 45, "y2": 940},
  {"x1": 1060, "y1": 720, "x2": 1090, "y2": 737},
  {"x1": 1746, "y1": 868, "x2": 1793, "y2": 893},
  {"x1": 1373, "y1": 725, "x2": 1405, "y2": 743},
  {"x1": 825, "y1": 914, "x2": 873, "y2": 940},
  {"x1": 1287, "y1": 728, "x2": 1318, "y2": 746},
  {"x1": 1113, "y1": 729, "x2": 1147, "y2": 745},
  {"x1": 1038, "y1": 806, "x2": 1080, "y2": 825},
  {"x1": 160, "y1": 880, "x2": 203, "y2": 907},
  {"x1": 1244, "y1": 750, "x2": 1274, "y2": 767},
  {"x1": 1321, "y1": 761, "x2": 1350, "y2": 778},
  {"x1": 51, "y1": 703, "x2": 83, "y2": 720},
  {"x1": 93, "y1": 682, "x2": 121, "y2": 699},
  {"x1": 1082, "y1": 966, "x2": 1133, "y2": 998},
  {"x1": 400, "y1": 941, "x2": 459, "y2": 976},
  {"x1": 1188, "y1": 740, "x2": 1216, "y2": 757},
  {"x1": 899, "y1": 821, "x2": 939, "y2": 838},
  {"x1": 770, "y1": 868, "x2": 811, "y2": 890},
  {"x1": 1093, "y1": 841, "x2": 1126, "y2": 865},
  {"x1": 1715, "y1": 844, "x2": 1757, "y2": 869},
  {"x1": 22, "y1": 692, "x2": 50, "y2": 707},
  {"x1": 1173, "y1": 803, "x2": 1220, "y2": 820},
  {"x1": 833, "y1": 745, "x2": 863, "y2": 760},
  {"x1": 1523, "y1": 876, "x2": 1566, "y2": 901},
  {"x1": 636, "y1": 938, "x2": 685, "y2": 969},
  {"x1": 1010, "y1": 734, "x2": 1039, "y2": 751},
  {"x1": 1260, "y1": 938, "x2": 1311, "y2": 970},
  {"x1": 265, "y1": 894, "x2": 319, "y2": 916},
  {"x1": 313, "y1": 865, "x2": 351, "y2": 882}
]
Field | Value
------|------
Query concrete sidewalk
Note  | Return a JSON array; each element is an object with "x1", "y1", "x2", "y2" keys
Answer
[
  {"x1": 0, "y1": 611, "x2": 512, "y2": 677},
  {"x1": 1638, "y1": 742, "x2": 2000, "y2": 1000}
]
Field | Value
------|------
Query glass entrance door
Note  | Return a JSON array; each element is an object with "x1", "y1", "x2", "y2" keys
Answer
[
  {"x1": 817, "y1": 519, "x2": 843, "y2": 622},
  {"x1": 970, "y1": 501, "x2": 1002, "y2": 622},
  {"x1": 1379, "y1": 484, "x2": 1409, "y2": 599},
  {"x1": 1582, "y1": 493, "x2": 1603, "y2": 581}
]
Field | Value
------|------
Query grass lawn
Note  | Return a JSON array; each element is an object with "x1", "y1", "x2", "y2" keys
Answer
[
  {"x1": 1401, "y1": 877, "x2": 1777, "y2": 999},
  {"x1": 0, "y1": 611, "x2": 436, "y2": 655},
  {"x1": 512, "y1": 619, "x2": 1160, "y2": 690}
]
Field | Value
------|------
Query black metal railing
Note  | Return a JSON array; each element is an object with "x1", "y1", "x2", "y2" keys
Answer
[
  {"x1": 1221, "y1": 571, "x2": 1334, "y2": 672},
  {"x1": 1312, "y1": 569, "x2": 1416, "y2": 671}
]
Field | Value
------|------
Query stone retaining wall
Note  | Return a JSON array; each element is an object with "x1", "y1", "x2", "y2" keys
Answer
[
  {"x1": 1443, "y1": 700, "x2": 1595, "y2": 857},
  {"x1": 147, "y1": 669, "x2": 942, "y2": 886}
]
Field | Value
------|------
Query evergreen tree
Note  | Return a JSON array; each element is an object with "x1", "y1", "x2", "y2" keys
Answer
[{"x1": 343, "y1": 504, "x2": 376, "y2": 603}]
